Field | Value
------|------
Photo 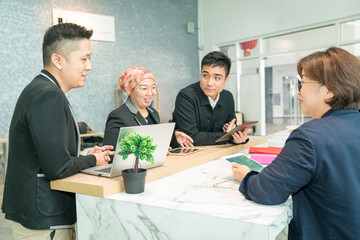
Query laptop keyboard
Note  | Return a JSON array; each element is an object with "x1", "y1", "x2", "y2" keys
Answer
[{"x1": 95, "y1": 167, "x2": 111, "y2": 173}]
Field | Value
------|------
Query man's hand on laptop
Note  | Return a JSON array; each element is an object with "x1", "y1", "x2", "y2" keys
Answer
[{"x1": 87, "y1": 145, "x2": 114, "y2": 166}]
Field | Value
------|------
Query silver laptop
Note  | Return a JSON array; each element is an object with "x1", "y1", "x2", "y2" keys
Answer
[{"x1": 81, "y1": 123, "x2": 175, "y2": 177}]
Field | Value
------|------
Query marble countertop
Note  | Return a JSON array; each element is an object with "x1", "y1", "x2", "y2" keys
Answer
[{"x1": 107, "y1": 130, "x2": 292, "y2": 226}]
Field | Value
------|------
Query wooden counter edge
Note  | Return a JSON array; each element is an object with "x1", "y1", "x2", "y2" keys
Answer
[{"x1": 51, "y1": 136, "x2": 267, "y2": 198}]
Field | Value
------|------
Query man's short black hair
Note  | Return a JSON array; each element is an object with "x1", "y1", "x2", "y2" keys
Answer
[
  {"x1": 42, "y1": 23, "x2": 93, "y2": 66},
  {"x1": 201, "y1": 51, "x2": 232, "y2": 77}
]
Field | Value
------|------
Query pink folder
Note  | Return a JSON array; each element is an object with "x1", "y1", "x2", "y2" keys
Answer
[{"x1": 250, "y1": 154, "x2": 277, "y2": 165}]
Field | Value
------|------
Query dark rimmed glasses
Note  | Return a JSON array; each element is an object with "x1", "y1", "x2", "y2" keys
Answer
[{"x1": 297, "y1": 75, "x2": 318, "y2": 91}]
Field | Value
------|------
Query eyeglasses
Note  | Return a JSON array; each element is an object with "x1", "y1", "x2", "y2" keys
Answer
[
  {"x1": 297, "y1": 75, "x2": 318, "y2": 91},
  {"x1": 134, "y1": 85, "x2": 158, "y2": 94}
]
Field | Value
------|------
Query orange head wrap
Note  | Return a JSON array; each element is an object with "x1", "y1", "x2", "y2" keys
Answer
[{"x1": 118, "y1": 66, "x2": 156, "y2": 96}]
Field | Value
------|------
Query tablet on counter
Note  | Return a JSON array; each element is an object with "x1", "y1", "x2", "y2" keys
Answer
[
  {"x1": 222, "y1": 153, "x2": 263, "y2": 172},
  {"x1": 169, "y1": 147, "x2": 203, "y2": 156}
]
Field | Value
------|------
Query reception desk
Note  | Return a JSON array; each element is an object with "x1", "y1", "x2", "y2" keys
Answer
[
  {"x1": 51, "y1": 135, "x2": 292, "y2": 239},
  {"x1": 51, "y1": 136, "x2": 269, "y2": 198}
]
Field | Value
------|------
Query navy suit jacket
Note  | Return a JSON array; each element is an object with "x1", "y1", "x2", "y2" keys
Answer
[{"x1": 240, "y1": 109, "x2": 360, "y2": 239}]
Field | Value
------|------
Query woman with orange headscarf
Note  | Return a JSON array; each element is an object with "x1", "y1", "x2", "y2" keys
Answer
[{"x1": 103, "y1": 66, "x2": 193, "y2": 153}]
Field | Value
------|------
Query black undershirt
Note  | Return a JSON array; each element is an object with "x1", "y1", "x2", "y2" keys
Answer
[{"x1": 145, "y1": 113, "x2": 156, "y2": 125}]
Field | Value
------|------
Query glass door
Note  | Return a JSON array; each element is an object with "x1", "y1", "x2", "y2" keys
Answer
[{"x1": 264, "y1": 54, "x2": 298, "y2": 134}]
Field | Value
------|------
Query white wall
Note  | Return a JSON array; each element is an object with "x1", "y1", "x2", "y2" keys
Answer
[{"x1": 199, "y1": 0, "x2": 360, "y2": 57}]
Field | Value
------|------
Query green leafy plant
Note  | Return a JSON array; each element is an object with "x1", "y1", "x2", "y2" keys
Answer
[{"x1": 117, "y1": 132, "x2": 157, "y2": 173}]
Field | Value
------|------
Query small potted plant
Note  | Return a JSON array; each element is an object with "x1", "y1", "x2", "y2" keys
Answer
[{"x1": 117, "y1": 132, "x2": 157, "y2": 194}]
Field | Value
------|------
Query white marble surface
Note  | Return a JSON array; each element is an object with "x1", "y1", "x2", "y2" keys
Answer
[
  {"x1": 258, "y1": 130, "x2": 290, "y2": 148},
  {"x1": 76, "y1": 130, "x2": 293, "y2": 240}
]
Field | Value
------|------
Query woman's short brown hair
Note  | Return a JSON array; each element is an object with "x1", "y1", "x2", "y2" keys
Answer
[{"x1": 297, "y1": 47, "x2": 360, "y2": 110}]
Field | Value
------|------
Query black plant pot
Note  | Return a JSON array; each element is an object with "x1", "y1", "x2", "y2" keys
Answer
[{"x1": 122, "y1": 168, "x2": 147, "y2": 194}]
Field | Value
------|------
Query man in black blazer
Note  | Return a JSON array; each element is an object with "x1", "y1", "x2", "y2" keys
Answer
[{"x1": 1, "y1": 23, "x2": 113, "y2": 239}]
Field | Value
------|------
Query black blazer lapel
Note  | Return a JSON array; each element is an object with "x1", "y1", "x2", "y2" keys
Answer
[
  {"x1": 148, "y1": 108, "x2": 160, "y2": 124},
  {"x1": 134, "y1": 112, "x2": 147, "y2": 125}
]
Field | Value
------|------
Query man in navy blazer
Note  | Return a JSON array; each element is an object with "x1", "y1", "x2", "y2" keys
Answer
[
  {"x1": 2, "y1": 23, "x2": 113, "y2": 239},
  {"x1": 232, "y1": 47, "x2": 360, "y2": 239}
]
